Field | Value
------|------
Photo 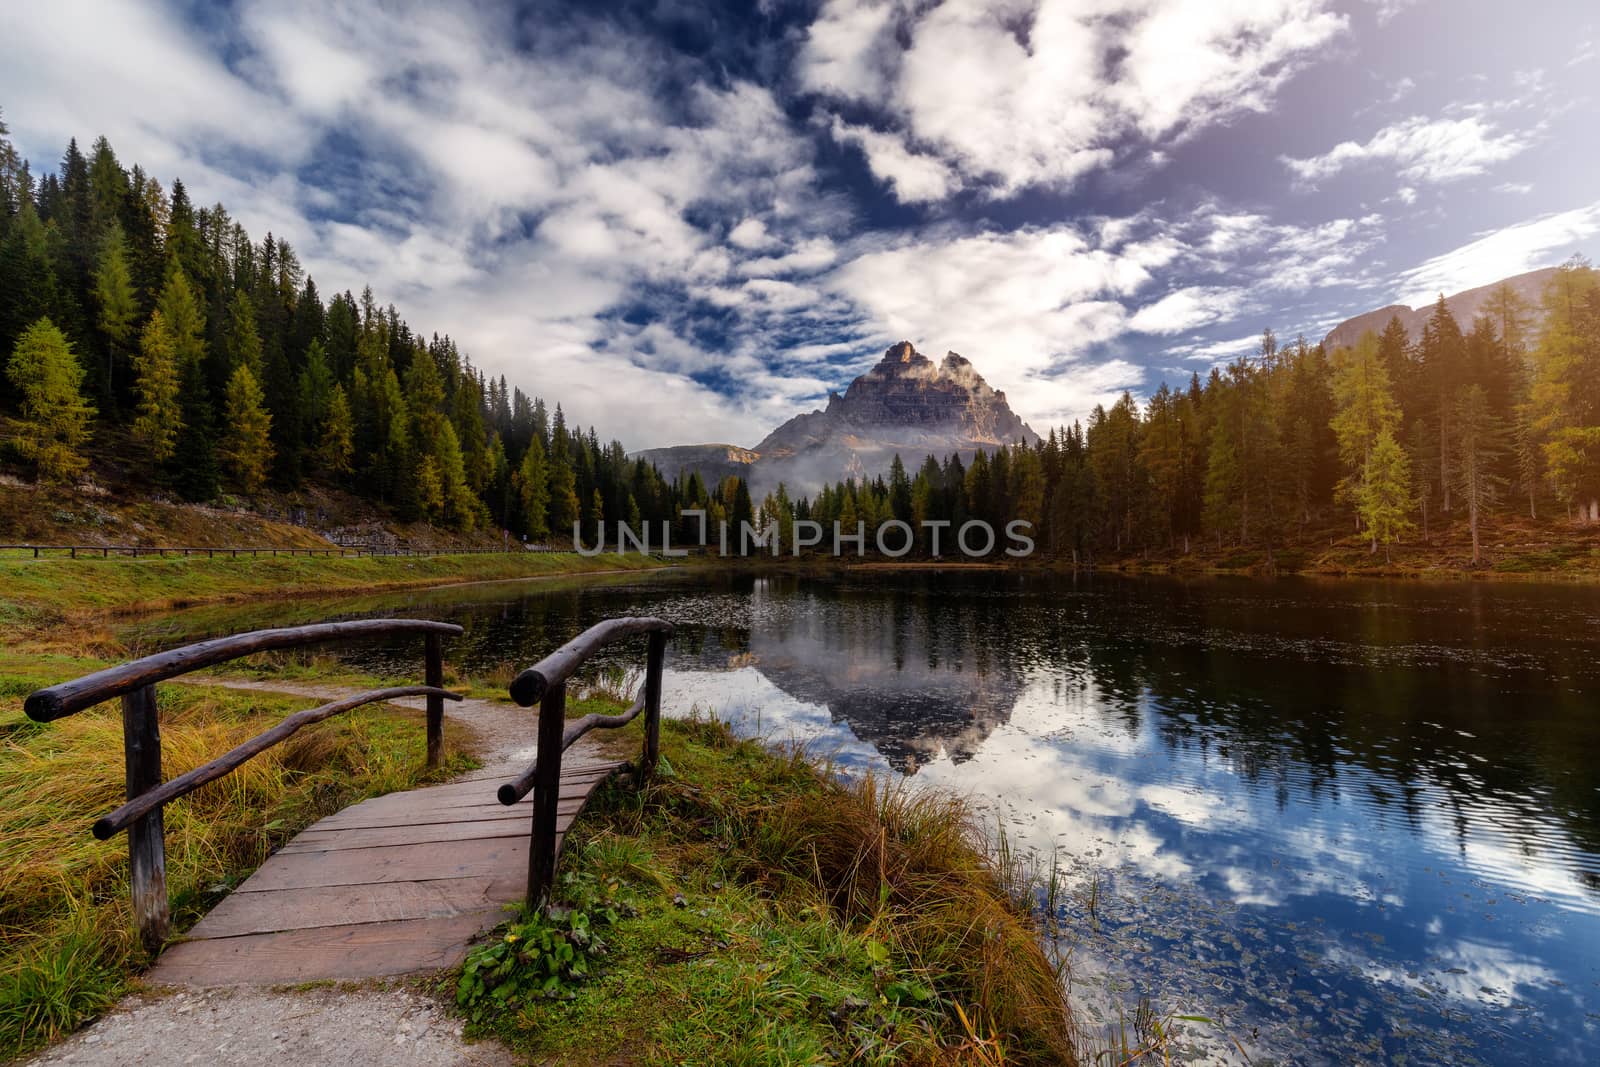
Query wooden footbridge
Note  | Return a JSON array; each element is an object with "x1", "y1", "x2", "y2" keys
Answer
[{"x1": 24, "y1": 616, "x2": 672, "y2": 987}]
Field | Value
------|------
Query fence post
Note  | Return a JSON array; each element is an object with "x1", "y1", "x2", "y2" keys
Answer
[
  {"x1": 122, "y1": 685, "x2": 169, "y2": 954},
  {"x1": 642, "y1": 630, "x2": 666, "y2": 782},
  {"x1": 526, "y1": 682, "x2": 566, "y2": 909},
  {"x1": 424, "y1": 633, "x2": 444, "y2": 769}
]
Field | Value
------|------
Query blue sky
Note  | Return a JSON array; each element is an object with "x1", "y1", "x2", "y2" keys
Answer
[{"x1": 1, "y1": 0, "x2": 1596, "y2": 448}]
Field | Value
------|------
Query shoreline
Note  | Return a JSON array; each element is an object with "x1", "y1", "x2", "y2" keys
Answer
[{"x1": 0, "y1": 552, "x2": 679, "y2": 622}]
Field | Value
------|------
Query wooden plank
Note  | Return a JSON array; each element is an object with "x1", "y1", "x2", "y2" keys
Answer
[
  {"x1": 277, "y1": 817, "x2": 530, "y2": 853},
  {"x1": 235, "y1": 832, "x2": 581, "y2": 893},
  {"x1": 189, "y1": 876, "x2": 522, "y2": 938},
  {"x1": 307, "y1": 794, "x2": 591, "y2": 832},
  {"x1": 149, "y1": 909, "x2": 502, "y2": 986},
  {"x1": 146, "y1": 751, "x2": 621, "y2": 987},
  {"x1": 306, "y1": 769, "x2": 621, "y2": 830}
]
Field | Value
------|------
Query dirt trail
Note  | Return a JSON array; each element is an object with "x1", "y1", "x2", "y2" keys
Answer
[{"x1": 21, "y1": 678, "x2": 592, "y2": 1066}]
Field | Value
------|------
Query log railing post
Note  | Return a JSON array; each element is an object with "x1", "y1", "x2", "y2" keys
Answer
[
  {"x1": 526, "y1": 681, "x2": 566, "y2": 909},
  {"x1": 424, "y1": 633, "x2": 444, "y2": 769},
  {"x1": 122, "y1": 685, "x2": 169, "y2": 954},
  {"x1": 641, "y1": 630, "x2": 666, "y2": 782}
]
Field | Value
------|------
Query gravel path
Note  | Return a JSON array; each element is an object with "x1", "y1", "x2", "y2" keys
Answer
[
  {"x1": 22, "y1": 678, "x2": 573, "y2": 1066},
  {"x1": 24, "y1": 987, "x2": 516, "y2": 1067}
]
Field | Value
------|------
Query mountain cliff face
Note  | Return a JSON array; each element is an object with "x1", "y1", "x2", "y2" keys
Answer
[
  {"x1": 1323, "y1": 267, "x2": 1556, "y2": 351},
  {"x1": 633, "y1": 341, "x2": 1039, "y2": 497}
]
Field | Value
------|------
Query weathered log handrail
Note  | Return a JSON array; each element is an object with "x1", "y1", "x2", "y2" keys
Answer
[
  {"x1": 24, "y1": 619, "x2": 462, "y2": 722},
  {"x1": 23, "y1": 619, "x2": 467, "y2": 955},
  {"x1": 508, "y1": 617, "x2": 675, "y2": 705},
  {"x1": 501, "y1": 616, "x2": 673, "y2": 907},
  {"x1": 496, "y1": 693, "x2": 647, "y2": 805},
  {"x1": 93, "y1": 686, "x2": 463, "y2": 840}
]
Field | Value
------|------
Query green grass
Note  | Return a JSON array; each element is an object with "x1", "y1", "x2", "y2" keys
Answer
[
  {"x1": 0, "y1": 550, "x2": 672, "y2": 621},
  {"x1": 454, "y1": 716, "x2": 1077, "y2": 1066},
  {"x1": 0, "y1": 668, "x2": 475, "y2": 1059}
]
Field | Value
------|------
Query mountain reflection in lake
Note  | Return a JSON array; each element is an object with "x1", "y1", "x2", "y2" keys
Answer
[{"x1": 127, "y1": 570, "x2": 1600, "y2": 1064}]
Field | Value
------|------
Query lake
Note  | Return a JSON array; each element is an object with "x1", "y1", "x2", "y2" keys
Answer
[{"x1": 123, "y1": 569, "x2": 1600, "y2": 1064}]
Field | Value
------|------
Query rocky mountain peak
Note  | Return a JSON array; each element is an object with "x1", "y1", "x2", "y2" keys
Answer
[{"x1": 634, "y1": 341, "x2": 1039, "y2": 496}]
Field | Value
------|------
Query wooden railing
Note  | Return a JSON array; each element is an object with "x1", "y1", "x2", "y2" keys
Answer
[
  {"x1": 23, "y1": 619, "x2": 465, "y2": 953},
  {"x1": 500, "y1": 617, "x2": 674, "y2": 907},
  {"x1": 0, "y1": 543, "x2": 557, "y2": 559}
]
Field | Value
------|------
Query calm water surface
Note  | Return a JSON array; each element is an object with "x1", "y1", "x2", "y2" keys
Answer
[{"x1": 125, "y1": 570, "x2": 1600, "y2": 1064}]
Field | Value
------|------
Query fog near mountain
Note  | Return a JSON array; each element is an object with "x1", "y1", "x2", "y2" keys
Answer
[{"x1": 635, "y1": 342, "x2": 1038, "y2": 496}]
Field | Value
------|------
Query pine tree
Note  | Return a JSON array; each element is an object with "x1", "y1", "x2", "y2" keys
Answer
[
  {"x1": 6, "y1": 317, "x2": 94, "y2": 483},
  {"x1": 1453, "y1": 384, "x2": 1505, "y2": 565},
  {"x1": 298, "y1": 338, "x2": 334, "y2": 439},
  {"x1": 1418, "y1": 296, "x2": 1466, "y2": 513},
  {"x1": 133, "y1": 310, "x2": 183, "y2": 461},
  {"x1": 219, "y1": 364, "x2": 274, "y2": 494},
  {"x1": 517, "y1": 433, "x2": 551, "y2": 540},
  {"x1": 546, "y1": 444, "x2": 580, "y2": 538}
]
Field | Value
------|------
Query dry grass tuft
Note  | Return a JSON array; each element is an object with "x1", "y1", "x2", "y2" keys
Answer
[{"x1": 643, "y1": 717, "x2": 1078, "y2": 1065}]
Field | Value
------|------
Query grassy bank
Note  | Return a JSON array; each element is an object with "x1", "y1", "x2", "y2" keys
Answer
[
  {"x1": 451, "y1": 715, "x2": 1078, "y2": 1066},
  {"x1": 0, "y1": 550, "x2": 671, "y2": 622},
  {"x1": 0, "y1": 667, "x2": 476, "y2": 1059}
]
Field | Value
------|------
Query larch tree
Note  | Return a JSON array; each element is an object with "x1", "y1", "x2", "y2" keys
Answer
[
  {"x1": 219, "y1": 363, "x2": 273, "y2": 494},
  {"x1": 1330, "y1": 332, "x2": 1402, "y2": 532},
  {"x1": 1357, "y1": 430, "x2": 1413, "y2": 561},
  {"x1": 318, "y1": 383, "x2": 355, "y2": 475},
  {"x1": 6, "y1": 317, "x2": 95, "y2": 483},
  {"x1": 224, "y1": 290, "x2": 263, "y2": 379},
  {"x1": 1528, "y1": 261, "x2": 1600, "y2": 521},
  {"x1": 133, "y1": 310, "x2": 182, "y2": 461},
  {"x1": 91, "y1": 222, "x2": 138, "y2": 404}
]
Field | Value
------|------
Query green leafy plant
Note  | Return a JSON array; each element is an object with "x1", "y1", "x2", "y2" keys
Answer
[{"x1": 455, "y1": 873, "x2": 627, "y2": 1021}]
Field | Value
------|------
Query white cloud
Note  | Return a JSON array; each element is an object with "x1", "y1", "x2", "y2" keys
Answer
[
  {"x1": 827, "y1": 117, "x2": 960, "y2": 204},
  {"x1": 1129, "y1": 286, "x2": 1249, "y2": 335},
  {"x1": 795, "y1": 0, "x2": 899, "y2": 101},
  {"x1": 820, "y1": 224, "x2": 1160, "y2": 425},
  {"x1": 800, "y1": 0, "x2": 1347, "y2": 199},
  {"x1": 1367, "y1": 0, "x2": 1420, "y2": 25},
  {"x1": 1283, "y1": 114, "x2": 1532, "y2": 186},
  {"x1": 0, "y1": 0, "x2": 849, "y2": 449},
  {"x1": 1396, "y1": 201, "x2": 1600, "y2": 306},
  {"x1": 728, "y1": 218, "x2": 776, "y2": 250}
]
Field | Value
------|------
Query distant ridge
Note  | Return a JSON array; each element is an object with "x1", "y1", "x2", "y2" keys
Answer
[
  {"x1": 634, "y1": 341, "x2": 1038, "y2": 496},
  {"x1": 1323, "y1": 267, "x2": 1557, "y2": 351}
]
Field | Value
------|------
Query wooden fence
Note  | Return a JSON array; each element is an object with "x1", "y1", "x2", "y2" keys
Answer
[
  {"x1": 501, "y1": 616, "x2": 673, "y2": 906},
  {"x1": 0, "y1": 543, "x2": 559, "y2": 559},
  {"x1": 23, "y1": 619, "x2": 465, "y2": 953}
]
